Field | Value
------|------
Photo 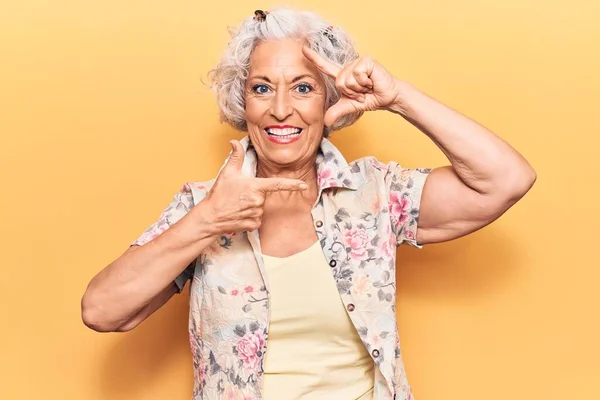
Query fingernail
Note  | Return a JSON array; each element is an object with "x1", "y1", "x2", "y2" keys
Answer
[{"x1": 299, "y1": 183, "x2": 308, "y2": 190}]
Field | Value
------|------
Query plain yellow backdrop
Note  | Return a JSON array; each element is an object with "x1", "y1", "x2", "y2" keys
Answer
[{"x1": 1, "y1": 0, "x2": 599, "y2": 399}]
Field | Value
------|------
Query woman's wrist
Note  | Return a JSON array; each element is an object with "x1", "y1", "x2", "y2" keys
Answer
[
  {"x1": 189, "y1": 200, "x2": 221, "y2": 240},
  {"x1": 385, "y1": 79, "x2": 419, "y2": 117}
]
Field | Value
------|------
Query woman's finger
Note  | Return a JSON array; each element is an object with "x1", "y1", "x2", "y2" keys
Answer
[
  {"x1": 353, "y1": 69, "x2": 373, "y2": 89},
  {"x1": 302, "y1": 45, "x2": 341, "y2": 78},
  {"x1": 344, "y1": 74, "x2": 369, "y2": 94},
  {"x1": 353, "y1": 57, "x2": 375, "y2": 88},
  {"x1": 336, "y1": 72, "x2": 365, "y2": 101},
  {"x1": 324, "y1": 97, "x2": 361, "y2": 127}
]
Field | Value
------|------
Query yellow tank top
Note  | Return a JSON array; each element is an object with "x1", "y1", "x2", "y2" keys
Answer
[{"x1": 261, "y1": 241, "x2": 374, "y2": 400}]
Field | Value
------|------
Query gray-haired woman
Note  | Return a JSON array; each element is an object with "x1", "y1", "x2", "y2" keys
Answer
[{"x1": 82, "y1": 7, "x2": 536, "y2": 400}]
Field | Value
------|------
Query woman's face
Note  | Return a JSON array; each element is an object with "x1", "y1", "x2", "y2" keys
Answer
[{"x1": 245, "y1": 38, "x2": 327, "y2": 169}]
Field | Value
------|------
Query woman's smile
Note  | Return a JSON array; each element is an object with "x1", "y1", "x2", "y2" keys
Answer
[{"x1": 264, "y1": 125, "x2": 304, "y2": 144}]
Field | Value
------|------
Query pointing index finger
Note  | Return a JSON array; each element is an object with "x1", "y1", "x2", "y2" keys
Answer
[
  {"x1": 302, "y1": 45, "x2": 341, "y2": 78},
  {"x1": 256, "y1": 177, "x2": 308, "y2": 193}
]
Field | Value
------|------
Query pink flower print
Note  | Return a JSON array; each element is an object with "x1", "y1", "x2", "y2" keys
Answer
[
  {"x1": 318, "y1": 167, "x2": 338, "y2": 188},
  {"x1": 190, "y1": 182, "x2": 206, "y2": 191},
  {"x1": 351, "y1": 274, "x2": 373, "y2": 297},
  {"x1": 189, "y1": 331, "x2": 199, "y2": 355},
  {"x1": 141, "y1": 223, "x2": 168, "y2": 243},
  {"x1": 369, "y1": 333, "x2": 382, "y2": 347},
  {"x1": 236, "y1": 331, "x2": 265, "y2": 373},
  {"x1": 196, "y1": 362, "x2": 206, "y2": 385},
  {"x1": 370, "y1": 195, "x2": 381, "y2": 215},
  {"x1": 244, "y1": 286, "x2": 254, "y2": 293},
  {"x1": 225, "y1": 390, "x2": 255, "y2": 400},
  {"x1": 379, "y1": 235, "x2": 396, "y2": 260},
  {"x1": 230, "y1": 287, "x2": 240, "y2": 296},
  {"x1": 224, "y1": 387, "x2": 241, "y2": 400},
  {"x1": 343, "y1": 226, "x2": 370, "y2": 261},
  {"x1": 389, "y1": 191, "x2": 411, "y2": 228}
]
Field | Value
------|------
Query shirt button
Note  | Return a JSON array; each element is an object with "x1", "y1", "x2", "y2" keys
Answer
[
  {"x1": 347, "y1": 303, "x2": 355, "y2": 312},
  {"x1": 315, "y1": 220, "x2": 323, "y2": 228},
  {"x1": 329, "y1": 259, "x2": 337, "y2": 268},
  {"x1": 372, "y1": 349, "x2": 380, "y2": 358}
]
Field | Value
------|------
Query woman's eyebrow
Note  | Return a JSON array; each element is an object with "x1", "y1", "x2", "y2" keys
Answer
[
  {"x1": 291, "y1": 74, "x2": 316, "y2": 83},
  {"x1": 249, "y1": 74, "x2": 317, "y2": 83}
]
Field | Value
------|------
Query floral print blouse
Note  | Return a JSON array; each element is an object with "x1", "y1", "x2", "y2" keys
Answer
[{"x1": 132, "y1": 136, "x2": 431, "y2": 400}]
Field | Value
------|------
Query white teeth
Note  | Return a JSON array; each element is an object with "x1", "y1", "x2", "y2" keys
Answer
[{"x1": 265, "y1": 128, "x2": 302, "y2": 136}]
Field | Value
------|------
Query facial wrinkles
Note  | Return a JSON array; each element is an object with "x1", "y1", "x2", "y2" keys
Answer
[{"x1": 244, "y1": 39, "x2": 327, "y2": 181}]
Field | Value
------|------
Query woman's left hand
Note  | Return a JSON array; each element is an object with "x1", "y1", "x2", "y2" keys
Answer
[{"x1": 302, "y1": 45, "x2": 403, "y2": 127}]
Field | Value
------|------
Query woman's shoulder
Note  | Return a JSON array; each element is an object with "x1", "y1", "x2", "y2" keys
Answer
[
  {"x1": 351, "y1": 155, "x2": 431, "y2": 174},
  {"x1": 348, "y1": 156, "x2": 431, "y2": 190},
  {"x1": 349, "y1": 155, "x2": 398, "y2": 176}
]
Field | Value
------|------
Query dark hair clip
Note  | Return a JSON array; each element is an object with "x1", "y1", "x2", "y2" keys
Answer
[
  {"x1": 253, "y1": 10, "x2": 269, "y2": 22},
  {"x1": 323, "y1": 25, "x2": 338, "y2": 45}
]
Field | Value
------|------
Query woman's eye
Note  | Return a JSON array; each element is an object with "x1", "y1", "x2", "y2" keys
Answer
[
  {"x1": 252, "y1": 84, "x2": 270, "y2": 94},
  {"x1": 296, "y1": 84, "x2": 313, "y2": 94}
]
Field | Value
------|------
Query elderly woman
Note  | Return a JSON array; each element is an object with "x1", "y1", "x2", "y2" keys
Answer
[{"x1": 81, "y1": 7, "x2": 536, "y2": 400}]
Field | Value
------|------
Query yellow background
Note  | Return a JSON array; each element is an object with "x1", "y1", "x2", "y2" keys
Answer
[{"x1": 1, "y1": 0, "x2": 598, "y2": 399}]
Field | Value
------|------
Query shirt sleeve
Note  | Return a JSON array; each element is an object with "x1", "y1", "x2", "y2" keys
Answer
[
  {"x1": 384, "y1": 162, "x2": 432, "y2": 248},
  {"x1": 131, "y1": 184, "x2": 196, "y2": 292}
]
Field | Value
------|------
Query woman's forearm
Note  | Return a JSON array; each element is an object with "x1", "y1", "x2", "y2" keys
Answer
[
  {"x1": 388, "y1": 81, "x2": 536, "y2": 196},
  {"x1": 81, "y1": 202, "x2": 217, "y2": 331}
]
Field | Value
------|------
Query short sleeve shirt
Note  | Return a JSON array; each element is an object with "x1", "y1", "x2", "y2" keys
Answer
[{"x1": 132, "y1": 136, "x2": 431, "y2": 400}]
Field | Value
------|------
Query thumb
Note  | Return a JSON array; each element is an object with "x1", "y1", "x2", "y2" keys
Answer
[
  {"x1": 224, "y1": 140, "x2": 245, "y2": 172},
  {"x1": 324, "y1": 98, "x2": 360, "y2": 128}
]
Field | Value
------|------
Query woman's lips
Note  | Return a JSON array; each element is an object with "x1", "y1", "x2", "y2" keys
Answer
[{"x1": 264, "y1": 128, "x2": 303, "y2": 144}]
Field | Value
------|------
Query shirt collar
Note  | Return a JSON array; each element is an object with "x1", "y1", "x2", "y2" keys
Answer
[{"x1": 218, "y1": 136, "x2": 363, "y2": 191}]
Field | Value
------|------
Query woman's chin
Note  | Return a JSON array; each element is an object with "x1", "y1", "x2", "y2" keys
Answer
[
  {"x1": 262, "y1": 151, "x2": 303, "y2": 167},
  {"x1": 251, "y1": 130, "x2": 321, "y2": 167}
]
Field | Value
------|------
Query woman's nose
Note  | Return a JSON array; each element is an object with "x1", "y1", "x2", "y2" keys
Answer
[{"x1": 269, "y1": 91, "x2": 294, "y2": 121}]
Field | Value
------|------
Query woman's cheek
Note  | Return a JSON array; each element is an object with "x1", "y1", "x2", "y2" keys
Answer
[{"x1": 297, "y1": 100, "x2": 325, "y2": 124}]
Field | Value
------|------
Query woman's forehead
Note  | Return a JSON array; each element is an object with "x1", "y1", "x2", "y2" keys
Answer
[{"x1": 249, "y1": 39, "x2": 320, "y2": 79}]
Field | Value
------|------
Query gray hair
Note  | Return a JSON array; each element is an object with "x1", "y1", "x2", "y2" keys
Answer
[{"x1": 207, "y1": 7, "x2": 363, "y2": 137}]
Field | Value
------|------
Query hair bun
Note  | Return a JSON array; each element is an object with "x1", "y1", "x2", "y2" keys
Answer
[{"x1": 253, "y1": 10, "x2": 269, "y2": 22}]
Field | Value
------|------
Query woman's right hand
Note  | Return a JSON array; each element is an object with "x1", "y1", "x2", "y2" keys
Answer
[{"x1": 199, "y1": 140, "x2": 308, "y2": 235}]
